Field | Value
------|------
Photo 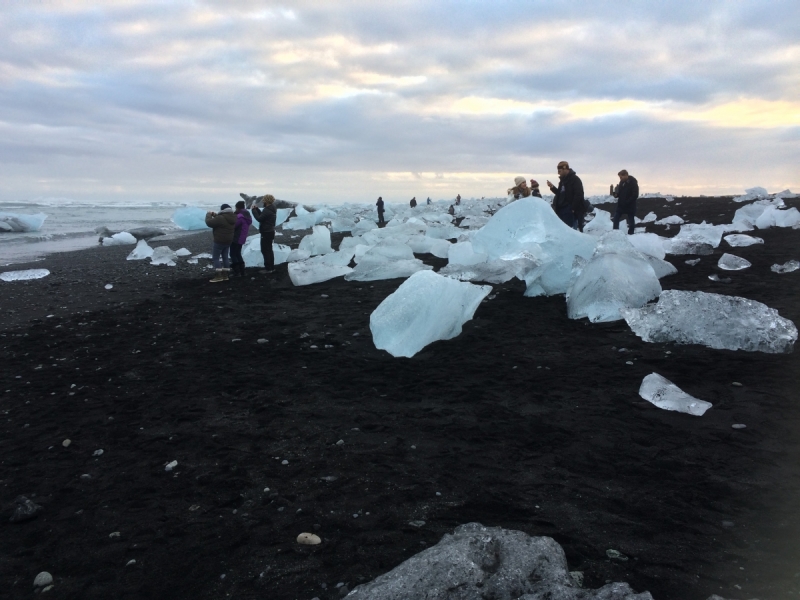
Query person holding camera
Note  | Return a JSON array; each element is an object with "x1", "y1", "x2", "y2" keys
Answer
[
  {"x1": 547, "y1": 161, "x2": 586, "y2": 231},
  {"x1": 205, "y1": 203, "x2": 236, "y2": 282},
  {"x1": 612, "y1": 170, "x2": 639, "y2": 234},
  {"x1": 252, "y1": 194, "x2": 278, "y2": 273}
]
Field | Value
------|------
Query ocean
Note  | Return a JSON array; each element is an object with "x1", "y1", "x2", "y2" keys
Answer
[{"x1": 0, "y1": 199, "x2": 222, "y2": 266}]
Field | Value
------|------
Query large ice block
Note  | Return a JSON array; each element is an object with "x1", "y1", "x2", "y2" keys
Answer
[
  {"x1": 718, "y1": 253, "x2": 751, "y2": 271},
  {"x1": 370, "y1": 270, "x2": 492, "y2": 357},
  {"x1": 0, "y1": 212, "x2": 48, "y2": 233},
  {"x1": 621, "y1": 289, "x2": 797, "y2": 353},
  {"x1": 127, "y1": 239, "x2": 154, "y2": 260},
  {"x1": 639, "y1": 373, "x2": 712, "y2": 416},
  {"x1": 566, "y1": 231, "x2": 662, "y2": 323},
  {"x1": 241, "y1": 234, "x2": 291, "y2": 267},
  {"x1": 628, "y1": 233, "x2": 666, "y2": 260},
  {"x1": 345, "y1": 258, "x2": 432, "y2": 282},
  {"x1": 439, "y1": 257, "x2": 537, "y2": 284},
  {"x1": 288, "y1": 255, "x2": 352, "y2": 285},
  {"x1": 406, "y1": 235, "x2": 451, "y2": 258},
  {"x1": 171, "y1": 207, "x2": 208, "y2": 230},
  {"x1": 447, "y1": 241, "x2": 488, "y2": 266},
  {"x1": 298, "y1": 225, "x2": 333, "y2": 255}
]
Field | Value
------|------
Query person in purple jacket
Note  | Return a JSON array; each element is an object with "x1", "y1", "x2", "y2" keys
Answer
[{"x1": 229, "y1": 200, "x2": 252, "y2": 278}]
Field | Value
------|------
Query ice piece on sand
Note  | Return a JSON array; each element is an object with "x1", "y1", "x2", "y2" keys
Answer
[
  {"x1": 756, "y1": 205, "x2": 800, "y2": 229},
  {"x1": 370, "y1": 270, "x2": 492, "y2": 358},
  {"x1": 655, "y1": 215, "x2": 684, "y2": 225},
  {"x1": 628, "y1": 232, "x2": 666, "y2": 260},
  {"x1": 171, "y1": 206, "x2": 208, "y2": 230},
  {"x1": 288, "y1": 255, "x2": 352, "y2": 286},
  {"x1": 733, "y1": 186, "x2": 769, "y2": 202},
  {"x1": 685, "y1": 258, "x2": 701, "y2": 266},
  {"x1": 127, "y1": 239, "x2": 154, "y2": 260},
  {"x1": 772, "y1": 260, "x2": 800, "y2": 274},
  {"x1": 641, "y1": 212, "x2": 657, "y2": 223},
  {"x1": 298, "y1": 225, "x2": 333, "y2": 256},
  {"x1": 101, "y1": 231, "x2": 137, "y2": 246},
  {"x1": 718, "y1": 253, "x2": 751, "y2": 271},
  {"x1": 724, "y1": 234, "x2": 763, "y2": 247},
  {"x1": 174, "y1": 248, "x2": 191, "y2": 257},
  {"x1": 0, "y1": 269, "x2": 50, "y2": 282},
  {"x1": 150, "y1": 246, "x2": 177, "y2": 266},
  {"x1": 645, "y1": 256, "x2": 678, "y2": 279},
  {"x1": 447, "y1": 241, "x2": 488, "y2": 266},
  {"x1": 0, "y1": 212, "x2": 48, "y2": 232},
  {"x1": 566, "y1": 231, "x2": 662, "y2": 323},
  {"x1": 639, "y1": 373, "x2": 712, "y2": 416},
  {"x1": 439, "y1": 258, "x2": 537, "y2": 284},
  {"x1": 193, "y1": 252, "x2": 212, "y2": 259},
  {"x1": 621, "y1": 289, "x2": 797, "y2": 353},
  {"x1": 406, "y1": 235, "x2": 451, "y2": 258},
  {"x1": 345, "y1": 258, "x2": 432, "y2": 282},
  {"x1": 582, "y1": 209, "x2": 613, "y2": 236}
]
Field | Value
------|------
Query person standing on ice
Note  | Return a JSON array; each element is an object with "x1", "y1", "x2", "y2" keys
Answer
[
  {"x1": 410, "y1": 197, "x2": 417, "y2": 208},
  {"x1": 426, "y1": 197, "x2": 432, "y2": 205},
  {"x1": 376, "y1": 196, "x2": 385, "y2": 226},
  {"x1": 455, "y1": 194, "x2": 462, "y2": 205},
  {"x1": 229, "y1": 200, "x2": 252, "y2": 278},
  {"x1": 205, "y1": 203, "x2": 236, "y2": 282},
  {"x1": 611, "y1": 169, "x2": 639, "y2": 235},
  {"x1": 252, "y1": 194, "x2": 278, "y2": 273},
  {"x1": 547, "y1": 161, "x2": 586, "y2": 232}
]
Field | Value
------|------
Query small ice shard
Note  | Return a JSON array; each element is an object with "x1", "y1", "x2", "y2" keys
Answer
[
  {"x1": 33, "y1": 572, "x2": 53, "y2": 588},
  {"x1": 127, "y1": 239, "x2": 154, "y2": 260},
  {"x1": 621, "y1": 289, "x2": 797, "y2": 353},
  {"x1": 439, "y1": 257, "x2": 536, "y2": 284},
  {"x1": 101, "y1": 231, "x2": 137, "y2": 246},
  {"x1": 174, "y1": 248, "x2": 191, "y2": 257},
  {"x1": 171, "y1": 206, "x2": 208, "y2": 230},
  {"x1": 708, "y1": 274, "x2": 732, "y2": 283},
  {"x1": 165, "y1": 460, "x2": 178, "y2": 472},
  {"x1": 639, "y1": 373, "x2": 712, "y2": 416},
  {"x1": 641, "y1": 212, "x2": 657, "y2": 223},
  {"x1": 655, "y1": 215, "x2": 684, "y2": 225},
  {"x1": 104, "y1": 284, "x2": 113, "y2": 290},
  {"x1": 150, "y1": 246, "x2": 177, "y2": 267},
  {"x1": 771, "y1": 260, "x2": 799, "y2": 274},
  {"x1": 718, "y1": 253, "x2": 751, "y2": 271},
  {"x1": 0, "y1": 269, "x2": 50, "y2": 282},
  {"x1": 370, "y1": 270, "x2": 492, "y2": 358},
  {"x1": 724, "y1": 234, "x2": 764, "y2": 247},
  {"x1": 193, "y1": 252, "x2": 212, "y2": 259},
  {"x1": 297, "y1": 532, "x2": 322, "y2": 545},
  {"x1": 685, "y1": 259, "x2": 701, "y2": 266}
]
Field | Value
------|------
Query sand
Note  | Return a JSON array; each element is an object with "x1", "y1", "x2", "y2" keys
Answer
[{"x1": 1, "y1": 196, "x2": 799, "y2": 600}]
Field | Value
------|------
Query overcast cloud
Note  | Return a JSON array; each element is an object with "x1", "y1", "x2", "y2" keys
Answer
[{"x1": 1, "y1": 0, "x2": 798, "y2": 204}]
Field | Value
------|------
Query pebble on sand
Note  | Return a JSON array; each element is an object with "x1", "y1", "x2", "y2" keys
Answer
[
  {"x1": 296, "y1": 532, "x2": 322, "y2": 545},
  {"x1": 126, "y1": 559, "x2": 136, "y2": 566},
  {"x1": 732, "y1": 382, "x2": 743, "y2": 387},
  {"x1": 62, "y1": 439, "x2": 71, "y2": 448},
  {"x1": 732, "y1": 424, "x2": 747, "y2": 429},
  {"x1": 165, "y1": 460, "x2": 178, "y2": 472},
  {"x1": 34, "y1": 572, "x2": 53, "y2": 587}
]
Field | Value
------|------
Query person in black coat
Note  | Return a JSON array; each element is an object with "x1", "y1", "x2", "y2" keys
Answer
[
  {"x1": 547, "y1": 161, "x2": 586, "y2": 231},
  {"x1": 251, "y1": 194, "x2": 278, "y2": 273},
  {"x1": 376, "y1": 196, "x2": 385, "y2": 225},
  {"x1": 612, "y1": 170, "x2": 639, "y2": 234}
]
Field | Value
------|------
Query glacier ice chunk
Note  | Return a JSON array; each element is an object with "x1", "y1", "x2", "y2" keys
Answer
[
  {"x1": 174, "y1": 248, "x2": 191, "y2": 257},
  {"x1": 718, "y1": 253, "x2": 751, "y2": 271},
  {"x1": 127, "y1": 239, "x2": 154, "y2": 260},
  {"x1": 370, "y1": 270, "x2": 492, "y2": 357},
  {"x1": 621, "y1": 289, "x2": 797, "y2": 353},
  {"x1": 171, "y1": 207, "x2": 208, "y2": 230},
  {"x1": 406, "y1": 235, "x2": 451, "y2": 258},
  {"x1": 641, "y1": 212, "x2": 657, "y2": 223},
  {"x1": 241, "y1": 234, "x2": 290, "y2": 267},
  {"x1": 298, "y1": 225, "x2": 333, "y2": 256},
  {"x1": 101, "y1": 231, "x2": 137, "y2": 246},
  {"x1": 639, "y1": 373, "x2": 712, "y2": 416},
  {"x1": 628, "y1": 232, "x2": 666, "y2": 260},
  {"x1": 655, "y1": 215, "x2": 684, "y2": 225},
  {"x1": 772, "y1": 260, "x2": 799, "y2": 274},
  {"x1": 345, "y1": 258, "x2": 432, "y2": 282},
  {"x1": 0, "y1": 269, "x2": 50, "y2": 282},
  {"x1": 447, "y1": 241, "x2": 488, "y2": 266},
  {"x1": 288, "y1": 256, "x2": 352, "y2": 285},
  {"x1": 0, "y1": 212, "x2": 48, "y2": 233},
  {"x1": 150, "y1": 246, "x2": 177, "y2": 266},
  {"x1": 583, "y1": 209, "x2": 613, "y2": 237},
  {"x1": 732, "y1": 186, "x2": 769, "y2": 202},
  {"x1": 724, "y1": 234, "x2": 763, "y2": 247},
  {"x1": 439, "y1": 258, "x2": 537, "y2": 284}
]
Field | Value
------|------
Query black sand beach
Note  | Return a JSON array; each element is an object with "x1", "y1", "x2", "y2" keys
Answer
[{"x1": 1, "y1": 196, "x2": 799, "y2": 600}]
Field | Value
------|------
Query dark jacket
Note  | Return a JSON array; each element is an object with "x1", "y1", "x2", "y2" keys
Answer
[
  {"x1": 531, "y1": 188, "x2": 542, "y2": 198},
  {"x1": 252, "y1": 204, "x2": 277, "y2": 233},
  {"x1": 376, "y1": 198, "x2": 385, "y2": 213},
  {"x1": 205, "y1": 209, "x2": 236, "y2": 244},
  {"x1": 551, "y1": 169, "x2": 585, "y2": 216},
  {"x1": 615, "y1": 176, "x2": 639, "y2": 207},
  {"x1": 232, "y1": 209, "x2": 252, "y2": 245}
]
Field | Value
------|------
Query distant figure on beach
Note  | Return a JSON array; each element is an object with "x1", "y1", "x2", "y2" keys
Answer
[
  {"x1": 612, "y1": 170, "x2": 639, "y2": 234},
  {"x1": 448, "y1": 204, "x2": 455, "y2": 216},
  {"x1": 426, "y1": 197, "x2": 432, "y2": 205},
  {"x1": 229, "y1": 201, "x2": 252, "y2": 278},
  {"x1": 205, "y1": 203, "x2": 236, "y2": 282},
  {"x1": 547, "y1": 161, "x2": 586, "y2": 232},
  {"x1": 530, "y1": 180, "x2": 542, "y2": 198},
  {"x1": 252, "y1": 194, "x2": 277, "y2": 273},
  {"x1": 507, "y1": 176, "x2": 531, "y2": 200},
  {"x1": 410, "y1": 197, "x2": 417, "y2": 208},
  {"x1": 375, "y1": 196, "x2": 385, "y2": 226},
  {"x1": 455, "y1": 194, "x2": 462, "y2": 205}
]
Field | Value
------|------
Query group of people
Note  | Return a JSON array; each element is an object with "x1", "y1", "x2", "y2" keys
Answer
[
  {"x1": 508, "y1": 161, "x2": 639, "y2": 234},
  {"x1": 204, "y1": 195, "x2": 278, "y2": 283}
]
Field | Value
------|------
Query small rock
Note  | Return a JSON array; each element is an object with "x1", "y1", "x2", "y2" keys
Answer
[
  {"x1": 126, "y1": 559, "x2": 136, "y2": 566},
  {"x1": 80, "y1": 474, "x2": 91, "y2": 480},
  {"x1": 408, "y1": 520, "x2": 426, "y2": 528},
  {"x1": 92, "y1": 449, "x2": 104, "y2": 457},
  {"x1": 281, "y1": 459, "x2": 289, "y2": 465},
  {"x1": 297, "y1": 532, "x2": 322, "y2": 545},
  {"x1": 165, "y1": 460, "x2": 178, "y2": 472},
  {"x1": 625, "y1": 361, "x2": 633, "y2": 365},
  {"x1": 109, "y1": 531, "x2": 121, "y2": 538},
  {"x1": 42, "y1": 585, "x2": 54, "y2": 593},
  {"x1": 257, "y1": 338, "x2": 268, "y2": 344},
  {"x1": 62, "y1": 439, "x2": 71, "y2": 448},
  {"x1": 104, "y1": 284, "x2": 113, "y2": 290},
  {"x1": 731, "y1": 424, "x2": 747, "y2": 430},
  {"x1": 732, "y1": 381, "x2": 743, "y2": 387},
  {"x1": 10, "y1": 495, "x2": 43, "y2": 523},
  {"x1": 722, "y1": 520, "x2": 735, "y2": 528},
  {"x1": 569, "y1": 571, "x2": 584, "y2": 588},
  {"x1": 336, "y1": 439, "x2": 345, "y2": 446},
  {"x1": 34, "y1": 572, "x2": 53, "y2": 587},
  {"x1": 606, "y1": 549, "x2": 628, "y2": 561}
]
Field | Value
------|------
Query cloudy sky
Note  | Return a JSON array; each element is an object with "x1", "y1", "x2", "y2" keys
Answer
[{"x1": 1, "y1": 0, "x2": 799, "y2": 205}]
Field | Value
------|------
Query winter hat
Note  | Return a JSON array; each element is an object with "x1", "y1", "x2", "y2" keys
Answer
[
  {"x1": 530, "y1": 180, "x2": 539, "y2": 187},
  {"x1": 262, "y1": 194, "x2": 276, "y2": 204},
  {"x1": 514, "y1": 176, "x2": 526, "y2": 186},
  {"x1": 220, "y1": 203, "x2": 231, "y2": 210}
]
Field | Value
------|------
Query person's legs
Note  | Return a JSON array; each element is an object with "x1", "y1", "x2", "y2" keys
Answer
[
  {"x1": 613, "y1": 204, "x2": 623, "y2": 230},
  {"x1": 626, "y1": 200, "x2": 637, "y2": 234},
  {"x1": 212, "y1": 242, "x2": 223, "y2": 268},
  {"x1": 221, "y1": 245, "x2": 230, "y2": 269},
  {"x1": 229, "y1": 243, "x2": 243, "y2": 275},
  {"x1": 557, "y1": 207, "x2": 575, "y2": 228},
  {"x1": 575, "y1": 211, "x2": 585, "y2": 232},
  {"x1": 260, "y1": 231, "x2": 275, "y2": 271}
]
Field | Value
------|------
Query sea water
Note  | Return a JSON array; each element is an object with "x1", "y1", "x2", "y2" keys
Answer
[{"x1": 0, "y1": 198, "x2": 220, "y2": 266}]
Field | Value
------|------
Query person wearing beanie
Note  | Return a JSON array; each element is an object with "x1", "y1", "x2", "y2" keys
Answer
[
  {"x1": 530, "y1": 179, "x2": 542, "y2": 198},
  {"x1": 205, "y1": 203, "x2": 236, "y2": 282},
  {"x1": 507, "y1": 176, "x2": 531, "y2": 200},
  {"x1": 252, "y1": 194, "x2": 278, "y2": 272},
  {"x1": 229, "y1": 200, "x2": 252, "y2": 277},
  {"x1": 612, "y1": 170, "x2": 639, "y2": 234},
  {"x1": 547, "y1": 161, "x2": 586, "y2": 231}
]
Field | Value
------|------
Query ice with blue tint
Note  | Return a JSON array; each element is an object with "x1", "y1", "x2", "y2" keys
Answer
[
  {"x1": 732, "y1": 186, "x2": 769, "y2": 203},
  {"x1": 447, "y1": 241, "x2": 488, "y2": 266},
  {"x1": 127, "y1": 239, "x2": 154, "y2": 260},
  {"x1": 171, "y1": 207, "x2": 208, "y2": 230},
  {"x1": 370, "y1": 271, "x2": 492, "y2": 358},
  {"x1": 718, "y1": 253, "x2": 751, "y2": 271},
  {"x1": 101, "y1": 232, "x2": 137, "y2": 246},
  {"x1": 150, "y1": 246, "x2": 177, "y2": 266},
  {"x1": 298, "y1": 225, "x2": 334, "y2": 256},
  {"x1": 240, "y1": 234, "x2": 290, "y2": 267},
  {"x1": 772, "y1": 261, "x2": 799, "y2": 274},
  {"x1": 621, "y1": 289, "x2": 797, "y2": 353},
  {"x1": 639, "y1": 373, "x2": 712, "y2": 416},
  {"x1": 566, "y1": 231, "x2": 662, "y2": 323},
  {"x1": 0, "y1": 269, "x2": 50, "y2": 281},
  {"x1": 724, "y1": 234, "x2": 764, "y2": 247},
  {"x1": 663, "y1": 222, "x2": 727, "y2": 255},
  {"x1": 439, "y1": 257, "x2": 537, "y2": 284},
  {"x1": 288, "y1": 255, "x2": 353, "y2": 286},
  {"x1": 0, "y1": 212, "x2": 48, "y2": 233},
  {"x1": 628, "y1": 232, "x2": 666, "y2": 260},
  {"x1": 583, "y1": 209, "x2": 613, "y2": 236},
  {"x1": 346, "y1": 259, "x2": 432, "y2": 282},
  {"x1": 406, "y1": 235, "x2": 451, "y2": 258},
  {"x1": 755, "y1": 205, "x2": 800, "y2": 229}
]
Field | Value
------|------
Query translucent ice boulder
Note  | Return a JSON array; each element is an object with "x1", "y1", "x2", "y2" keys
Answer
[
  {"x1": 288, "y1": 255, "x2": 352, "y2": 286},
  {"x1": 771, "y1": 260, "x2": 799, "y2": 274},
  {"x1": 439, "y1": 257, "x2": 538, "y2": 284},
  {"x1": 101, "y1": 231, "x2": 137, "y2": 246},
  {"x1": 732, "y1": 186, "x2": 769, "y2": 203},
  {"x1": 718, "y1": 253, "x2": 751, "y2": 271},
  {"x1": 298, "y1": 225, "x2": 334, "y2": 256},
  {"x1": 621, "y1": 289, "x2": 797, "y2": 353},
  {"x1": 639, "y1": 373, "x2": 712, "y2": 416},
  {"x1": 628, "y1": 232, "x2": 666, "y2": 260},
  {"x1": 0, "y1": 269, "x2": 50, "y2": 282},
  {"x1": 406, "y1": 235, "x2": 451, "y2": 258},
  {"x1": 0, "y1": 212, "x2": 48, "y2": 233},
  {"x1": 724, "y1": 234, "x2": 763, "y2": 247},
  {"x1": 641, "y1": 212, "x2": 657, "y2": 223},
  {"x1": 663, "y1": 222, "x2": 726, "y2": 255},
  {"x1": 755, "y1": 205, "x2": 800, "y2": 229},
  {"x1": 655, "y1": 215, "x2": 684, "y2": 225},
  {"x1": 447, "y1": 241, "x2": 488, "y2": 266},
  {"x1": 370, "y1": 270, "x2": 492, "y2": 358},
  {"x1": 171, "y1": 207, "x2": 208, "y2": 230},
  {"x1": 566, "y1": 231, "x2": 662, "y2": 323},
  {"x1": 583, "y1": 209, "x2": 613, "y2": 236},
  {"x1": 150, "y1": 246, "x2": 177, "y2": 266},
  {"x1": 174, "y1": 248, "x2": 191, "y2": 257},
  {"x1": 345, "y1": 258, "x2": 432, "y2": 282},
  {"x1": 127, "y1": 239, "x2": 154, "y2": 260}
]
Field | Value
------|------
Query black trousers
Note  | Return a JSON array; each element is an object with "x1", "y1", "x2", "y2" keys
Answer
[
  {"x1": 260, "y1": 231, "x2": 275, "y2": 269},
  {"x1": 613, "y1": 201, "x2": 637, "y2": 234},
  {"x1": 230, "y1": 243, "x2": 244, "y2": 266}
]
